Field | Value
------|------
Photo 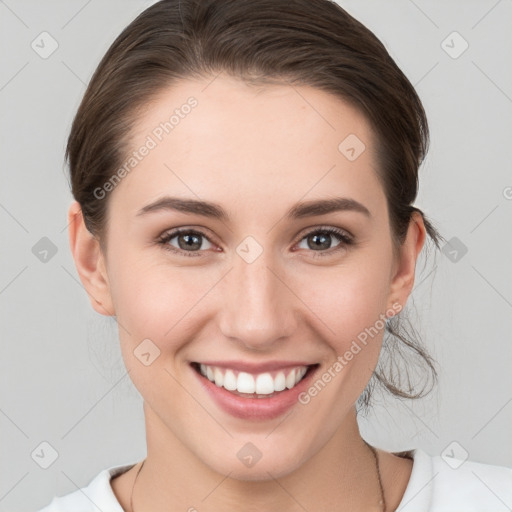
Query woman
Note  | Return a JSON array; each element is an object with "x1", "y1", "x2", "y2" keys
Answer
[{"x1": 38, "y1": 0, "x2": 512, "y2": 510}]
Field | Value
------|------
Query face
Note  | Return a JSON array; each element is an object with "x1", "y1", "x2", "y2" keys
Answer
[{"x1": 73, "y1": 73, "x2": 423, "y2": 480}]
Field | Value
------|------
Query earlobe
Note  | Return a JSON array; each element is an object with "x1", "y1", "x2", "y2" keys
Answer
[
  {"x1": 67, "y1": 200, "x2": 115, "y2": 317},
  {"x1": 387, "y1": 212, "x2": 427, "y2": 314}
]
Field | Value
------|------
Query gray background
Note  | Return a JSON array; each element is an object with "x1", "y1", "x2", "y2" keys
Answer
[{"x1": 1, "y1": 0, "x2": 511, "y2": 510}]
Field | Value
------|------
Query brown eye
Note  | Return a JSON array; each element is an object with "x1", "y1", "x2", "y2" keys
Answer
[
  {"x1": 158, "y1": 229, "x2": 214, "y2": 257},
  {"x1": 296, "y1": 227, "x2": 353, "y2": 258}
]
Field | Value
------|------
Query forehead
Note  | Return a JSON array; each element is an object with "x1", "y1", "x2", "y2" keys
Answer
[{"x1": 110, "y1": 73, "x2": 385, "y2": 218}]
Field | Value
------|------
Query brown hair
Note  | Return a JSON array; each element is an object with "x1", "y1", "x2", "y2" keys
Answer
[{"x1": 66, "y1": 0, "x2": 444, "y2": 411}]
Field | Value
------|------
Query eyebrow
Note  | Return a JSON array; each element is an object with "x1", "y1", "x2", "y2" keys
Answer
[{"x1": 136, "y1": 196, "x2": 371, "y2": 221}]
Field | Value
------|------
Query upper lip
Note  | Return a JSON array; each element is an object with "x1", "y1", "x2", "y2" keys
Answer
[{"x1": 192, "y1": 360, "x2": 318, "y2": 373}]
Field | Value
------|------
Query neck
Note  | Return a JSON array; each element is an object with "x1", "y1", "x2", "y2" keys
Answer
[{"x1": 131, "y1": 404, "x2": 385, "y2": 512}]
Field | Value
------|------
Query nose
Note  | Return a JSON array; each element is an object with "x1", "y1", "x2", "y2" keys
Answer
[{"x1": 218, "y1": 246, "x2": 297, "y2": 351}]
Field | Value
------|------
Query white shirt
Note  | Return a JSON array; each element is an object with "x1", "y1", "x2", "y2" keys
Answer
[{"x1": 37, "y1": 448, "x2": 512, "y2": 511}]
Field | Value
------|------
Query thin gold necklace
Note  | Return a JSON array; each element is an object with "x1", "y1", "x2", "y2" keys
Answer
[
  {"x1": 129, "y1": 459, "x2": 144, "y2": 512},
  {"x1": 364, "y1": 440, "x2": 387, "y2": 512},
  {"x1": 129, "y1": 441, "x2": 386, "y2": 512}
]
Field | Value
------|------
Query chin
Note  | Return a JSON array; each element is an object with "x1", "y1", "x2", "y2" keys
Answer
[
  {"x1": 197, "y1": 440, "x2": 307, "y2": 482},
  {"x1": 212, "y1": 458, "x2": 300, "y2": 482}
]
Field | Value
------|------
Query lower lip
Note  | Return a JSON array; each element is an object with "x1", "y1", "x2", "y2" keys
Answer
[{"x1": 191, "y1": 364, "x2": 319, "y2": 421}]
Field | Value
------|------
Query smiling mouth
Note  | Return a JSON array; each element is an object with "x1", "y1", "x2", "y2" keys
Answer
[{"x1": 190, "y1": 362, "x2": 319, "y2": 398}]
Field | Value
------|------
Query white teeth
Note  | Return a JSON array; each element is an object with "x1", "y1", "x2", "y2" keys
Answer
[
  {"x1": 223, "y1": 369, "x2": 237, "y2": 391},
  {"x1": 255, "y1": 373, "x2": 274, "y2": 394},
  {"x1": 214, "y1": 367, "x2": 224, "y2": 387},
  {"x1": 296, "y1": 367, "x2": 307, "y2": 383},
  {"x1": 237, "y1": 372, "x2": 255, "y2": 393},
  {"x1": 197, "y1": 364, "x2": 310, "y2": 396},
  {"x1": 285, "y1": 369, "x2": 296, "y2": 389},
  {"x1": 274, "y1": 371, "x2": 286, "y2": 392}
]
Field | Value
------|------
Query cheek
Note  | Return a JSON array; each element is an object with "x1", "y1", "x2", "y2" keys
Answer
[
  {"x1": 297, "y1": 257, "x2": 392, "y2": 348},
  {"x1": 107, "y1": 249, "x2": 222, "y2": 368},
  {"x1": 110, "y1": 261, "x2": 201, "y2": 338},
  {"x1": 107, "y1": 257, "x2": 206, "y2": 406}
]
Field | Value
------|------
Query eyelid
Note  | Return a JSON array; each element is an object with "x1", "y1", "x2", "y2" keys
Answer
[
  {"x1": 294, "y1": 224, "x2": 353, "y2": 243},
  {"x1": 157, "y1": 226, "x2": 218, "y2": 244}
]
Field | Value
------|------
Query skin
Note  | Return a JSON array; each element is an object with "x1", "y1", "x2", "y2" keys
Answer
[{"x1": 68, "y1": 73, "x2": 425, "y2": 511}]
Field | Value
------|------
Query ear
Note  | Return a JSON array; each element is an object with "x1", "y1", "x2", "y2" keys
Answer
[
  {"x1": 67, "y1": 200, "x2": 115, "y2": 316},
  {"x1": 386, "y1": 211, "x2": 426, "y2": 316}
]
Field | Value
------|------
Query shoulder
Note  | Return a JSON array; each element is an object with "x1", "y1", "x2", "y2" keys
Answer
[
  {"x1": 397, "y1": 447, "x2": 512, "y2": 511},
  {"x1": 36, "y1": 462, "x2": 136, "y2": 512}
]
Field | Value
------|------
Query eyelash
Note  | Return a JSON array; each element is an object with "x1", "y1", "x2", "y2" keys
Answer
[{"x1": 156, "y1": 226, "x2": 354, "y2": 259}]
